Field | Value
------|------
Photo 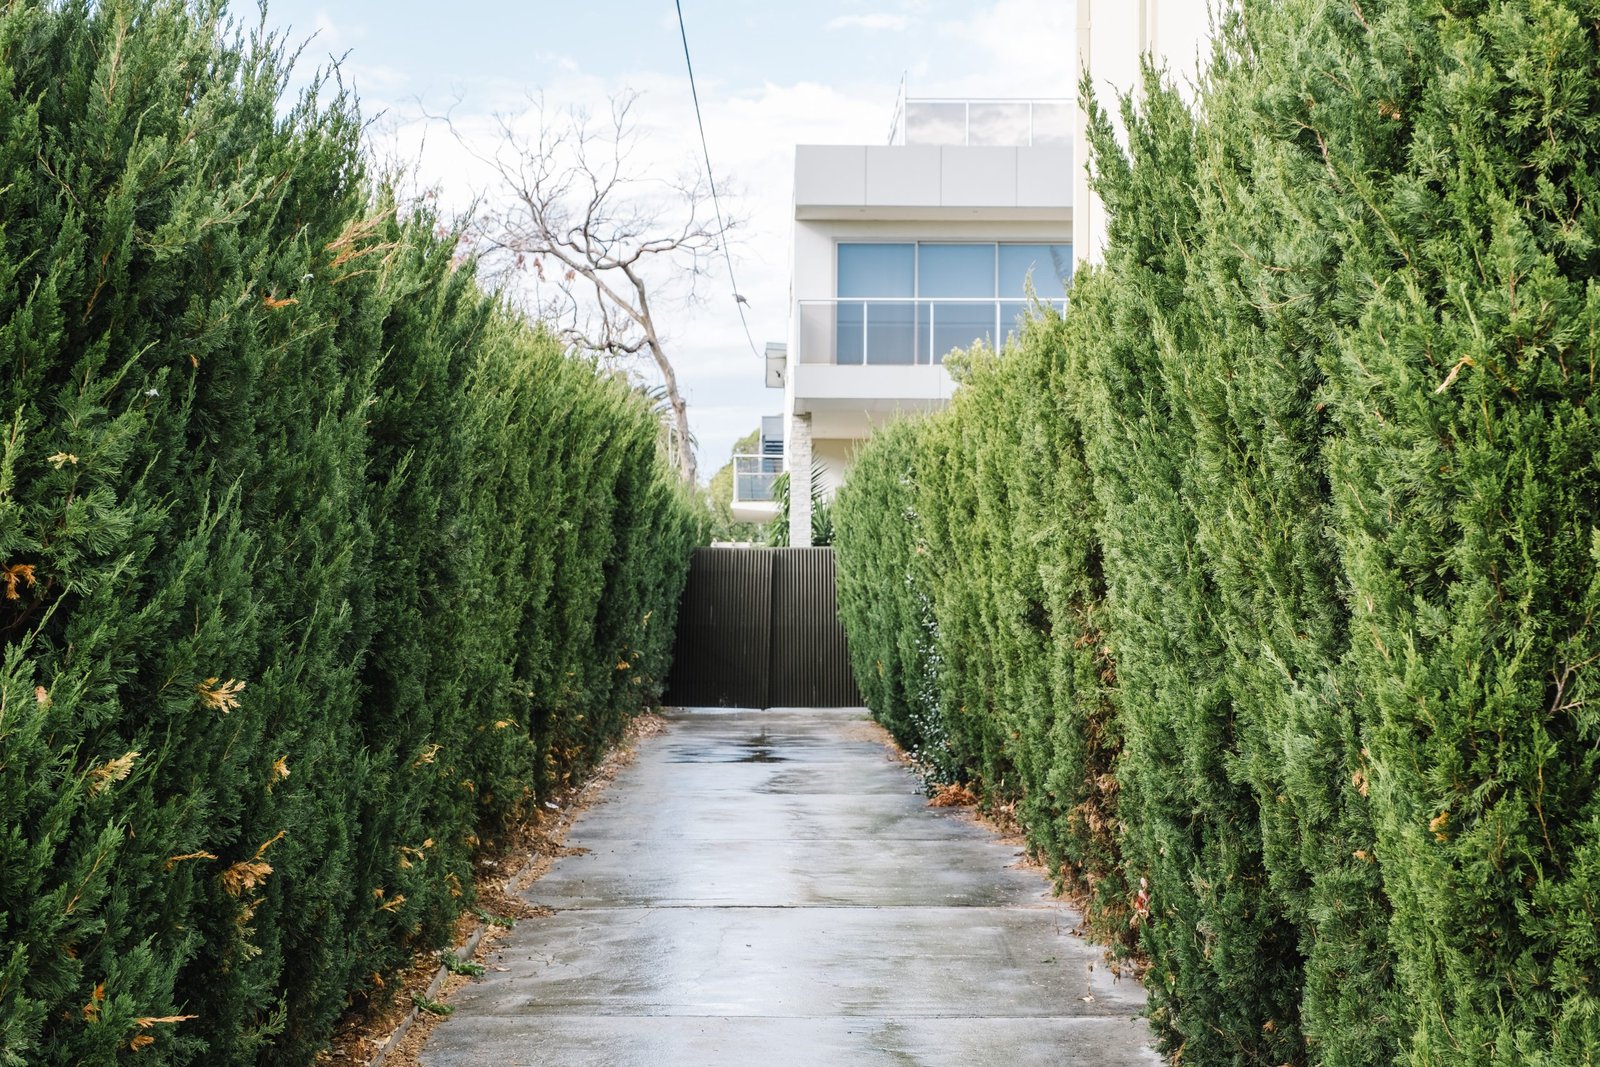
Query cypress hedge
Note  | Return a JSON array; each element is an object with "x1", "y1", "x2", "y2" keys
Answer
[
  {"x1": 1068, "y1": 66, "x2": 1307, "y2": 1062},
  {"x1": 833, "y1": 1, "x2": 1600, "y2": 1063},
  {"x1": 834, "y1": 317, "x2": 1128, "y2": 944},
  {"x1": 833, "y1": 417, "x2": 945, "y2": 766},
  {"x1": 1304, "y1": 4, "x2": 1600, "y2": 1062},
  {"x1": 0, "y1": 2, "x2": 701, "y2": 1065}
]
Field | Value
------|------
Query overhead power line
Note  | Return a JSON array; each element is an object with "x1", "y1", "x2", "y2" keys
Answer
[{"x1": 673, "y1": 0, "x2": 761, "y2": 359}]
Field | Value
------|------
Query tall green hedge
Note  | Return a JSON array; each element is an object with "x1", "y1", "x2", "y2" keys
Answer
[
  {"x1": 1069, "y1": 66, "x2": 1307, "y2": 1062},
  {"x1": 834, "y1": 1, "x2": 1600, "y2": 1063},
  {"x1": 834, "y1": 318, "x2": 1127, "y2": 942},
  {"x1": 1306, "y1": 4, "x2": 1600, "y2": 1062},
  {"x1": 0, "y1": 3, "x2": 701, "y2": 1065}
]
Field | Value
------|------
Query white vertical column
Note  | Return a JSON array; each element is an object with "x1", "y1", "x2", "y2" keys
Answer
[
  {"x1": 788, "y1": 413, "x2": 813, "y2": 548},
  {"x1": 1073, "y1": 0, "x2": 1110, "y2": 271},
  {"x1": 1074, "y1": 0, "x2": 1212, "y2": 276}
]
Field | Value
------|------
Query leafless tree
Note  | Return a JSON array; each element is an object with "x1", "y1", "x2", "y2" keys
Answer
[{"x1": 454, "y1": 91, "x2": 735, "y2": 483}]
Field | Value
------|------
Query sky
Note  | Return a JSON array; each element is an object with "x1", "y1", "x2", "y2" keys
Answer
[{"x1": 257, "y1": 0, "x2": 1078, "y2": 479}]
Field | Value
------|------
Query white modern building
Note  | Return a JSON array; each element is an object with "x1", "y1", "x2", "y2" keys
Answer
[
  {"x1": 731, "y1": 97, "x2": 1075, "y2": 542},
  {"x1": 732, "y1": 7, "x2": 1216, "y2": 543}
]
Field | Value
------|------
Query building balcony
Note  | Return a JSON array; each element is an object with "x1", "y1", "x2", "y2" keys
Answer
[
  {"x1": 796, "y1": 297, "x2": 1066, "y2": 367},
  {"x1": 730, "y1": 453, "x2": 782, "y2": 524}
]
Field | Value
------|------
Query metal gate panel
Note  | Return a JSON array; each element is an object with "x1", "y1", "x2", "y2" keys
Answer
[
  {"x1": 768, "y1": 548, "x2": 861, "y2": 707},
  {"x1": 664, "y1": 548, "x2": 772, "y2": 707},
  {"x1": 665, "y1": 547, "x2": 861, "y2": 708}
]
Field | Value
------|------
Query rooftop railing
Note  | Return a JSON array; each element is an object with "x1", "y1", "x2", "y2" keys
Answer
[
  {"x1": 796, "y1": 298, "x2": 1067, "y2": 367},
  {"x1": 896, "y1": 98, "x2": 1072, "y2": 148}
]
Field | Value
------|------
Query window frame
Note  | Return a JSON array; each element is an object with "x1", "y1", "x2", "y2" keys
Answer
[{"x1": 832, "y1": 240, "x2": 1071, "y2": 365}]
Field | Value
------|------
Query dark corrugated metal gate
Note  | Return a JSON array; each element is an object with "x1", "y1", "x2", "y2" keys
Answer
[{"x1": 665, "y1": 547, "x2": 862, "y2": 708}]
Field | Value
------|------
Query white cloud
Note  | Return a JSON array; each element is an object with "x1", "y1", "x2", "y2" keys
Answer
[
  {"x1": 305, "y1": 9, "x2": 367, "y2": 51},
  {"x1": 340, "y1": 62, "x2": 410, "y2": 97},
  {"x1": 935, "y1": 0, "x2": 1076, "y2": 97},
  {"x1": 311, "y1": 11, "x2": 340, "y2": 41},
  {"x1": 824, "y1": 13, "x2": 911, "y2": 32}
]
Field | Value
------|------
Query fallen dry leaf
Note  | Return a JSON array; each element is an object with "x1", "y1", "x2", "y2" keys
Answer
[{"x1": 928, "y1": 782, "x2": 978, "y2": 808}]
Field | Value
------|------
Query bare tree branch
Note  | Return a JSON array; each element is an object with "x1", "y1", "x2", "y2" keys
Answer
[{"x1": 441, "y1": 90, "x2": 736, "y2": 482}]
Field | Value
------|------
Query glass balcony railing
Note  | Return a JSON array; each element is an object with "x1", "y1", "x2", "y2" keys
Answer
[
  {"x1": 733, "y1": 454, "x2": 783, "y2": 504},
  {"x1": 796, "y1": 298, "x2": 1067, "y2": 367},
  {"x1": 899, "y1": 98, "x2": 1072, "y2": 147}
]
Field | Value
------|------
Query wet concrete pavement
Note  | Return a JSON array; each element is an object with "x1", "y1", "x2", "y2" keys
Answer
[{"x1": 417, "y1": 707, "x2": 1161, "y2": 1066}]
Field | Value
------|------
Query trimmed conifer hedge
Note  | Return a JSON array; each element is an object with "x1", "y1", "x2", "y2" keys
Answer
[
  {"x1": 0, "y1": 2, "x2": 701, "y2": 1064},
  {"x1": 834, "y1": 320, "x2": 1128, "y2": 945},
  {"x1": 834, "y1": 2, "x2": 1600, "y2": 1063}
]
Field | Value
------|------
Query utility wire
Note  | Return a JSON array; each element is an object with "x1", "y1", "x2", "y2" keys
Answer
[{"x1": 674, "y1": 0, "x2": 761, "y2": 359}]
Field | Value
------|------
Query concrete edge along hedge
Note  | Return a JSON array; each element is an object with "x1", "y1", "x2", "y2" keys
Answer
[
  {"x1": 834, "y1": 2, "x2": 1600, "y2": 1064},
  {"x1": 0, "y1": 2, "x2": 703, "y2": 1064}
]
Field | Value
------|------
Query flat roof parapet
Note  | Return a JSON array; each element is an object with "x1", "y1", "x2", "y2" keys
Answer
[{"x1": 793, "y1": 143, "x2": 1072, "y2": 218}]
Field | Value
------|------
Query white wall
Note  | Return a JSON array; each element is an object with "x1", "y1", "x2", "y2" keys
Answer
[
  {"x1": 793, "y1": 144, "x2": 1073, "y2": 214},
  {"x1": 1073, "y1": 0, "x2": 1216, "y2": 269},
  {"x1": 811, "y1": 438, "x2": 858, "y2": 498}
]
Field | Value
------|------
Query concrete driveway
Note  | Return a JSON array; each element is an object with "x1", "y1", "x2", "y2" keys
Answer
[{"x1": 418, "y1": 707, "x2": 1161, "y2": 1066}]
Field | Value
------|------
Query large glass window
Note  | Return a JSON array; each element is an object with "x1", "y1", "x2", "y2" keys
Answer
[
  {"x1": 837, "y1": 243, "x2": 913, "y2": 297},
  {"x1": 999, "y1": 244, "x2": 1072, "y2": 300},
  {"x1": 917, "y1": 244, "x2": 995, "y2": 298},
  {"x1": 921, "y1": 303, "x2": 997, "y2": 364},
  {"x1": 836, "y1": 302, "x2": 865, "y2": 365},
  {"x1": 833, "y1": 242, "x2": 1070, "y2": 365},
  {"x1": 836, "y1": 245, "x2": 914, "y2": 365},
  {"x1": 865, "y1": 303, "x2": 917, "y2": 365}
]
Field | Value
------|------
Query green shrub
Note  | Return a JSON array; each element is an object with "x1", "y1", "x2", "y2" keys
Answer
[
  {"x1": 834, "y1": 418, "x2": 946, "y2": 769},
  {"x1": 0, "y1": 3, "x2": 699, "y2": 1065},
  {"x1": 835, "y1": 315, "x2": 1128, "y2": 944},
  {"x1": 840, "y1": 3, "x2": 1600, "y2": 1063},
  {"x1": 1302, "y1": 3, "x2": 1600, "y2": 1061},
  {"x1": 1068, "y1": 70, "x2": 1304, "y2": 1061}
]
